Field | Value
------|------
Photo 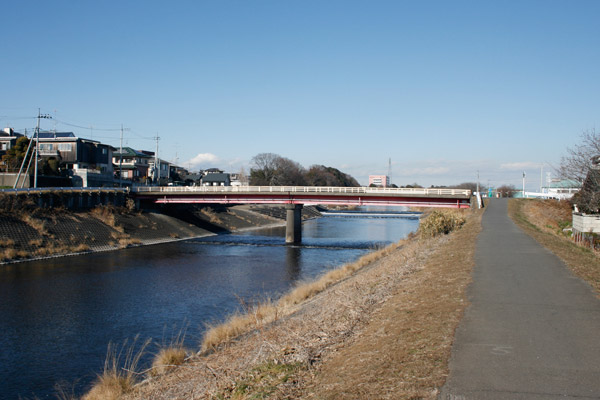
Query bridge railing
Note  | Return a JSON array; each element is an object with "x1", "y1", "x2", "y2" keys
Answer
[{"x1": 131, "y1": 185, "x2": 471, "y2": 197}]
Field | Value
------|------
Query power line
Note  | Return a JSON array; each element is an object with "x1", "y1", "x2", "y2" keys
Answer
[{"x1": 52, "y1": 117, "x2": 123, "y2": 132}]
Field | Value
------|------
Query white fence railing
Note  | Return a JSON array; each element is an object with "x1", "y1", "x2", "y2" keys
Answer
[{"x1": 132, "y1": 185, "x2": 471, "y2": 197}]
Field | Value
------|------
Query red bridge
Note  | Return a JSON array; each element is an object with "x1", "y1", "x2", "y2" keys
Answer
[{"x1": 132, "y1": 186, "x2": 471, "y2": 243}]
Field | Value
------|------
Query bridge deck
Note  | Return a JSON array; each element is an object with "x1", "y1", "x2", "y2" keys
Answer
[{"x1": 132, "y1": 186, "x2": 472, "y2": 209}]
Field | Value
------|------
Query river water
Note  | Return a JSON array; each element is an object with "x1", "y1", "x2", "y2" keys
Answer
[{"x1": 0, "y1": 211, "x2": 419, "y2": 399}]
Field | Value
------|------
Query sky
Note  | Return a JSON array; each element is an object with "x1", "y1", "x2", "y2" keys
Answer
[{"x1": 1, "y1": 0, "x2": 599, "y2": 189}]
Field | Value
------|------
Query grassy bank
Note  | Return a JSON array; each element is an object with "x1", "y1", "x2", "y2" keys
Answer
[
  {"x1": 508, "y1": 198, "x2": 600, "y2": 294},
  {"x1": 75, "y1": 208, "x2": 481, "y2": 400}
]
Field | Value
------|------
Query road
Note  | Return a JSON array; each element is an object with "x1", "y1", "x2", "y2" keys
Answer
[{"x1": 440, "y1": 198, "x2": 600, "y2": 399}]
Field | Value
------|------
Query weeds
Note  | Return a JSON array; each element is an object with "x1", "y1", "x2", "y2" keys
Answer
[
  {"x1": 118, "y1": 237, "x2": 142, "y2": 248},
  {"x1": 0, "y1": 238, "x2": 15, "y2": 247},
  {"x1": 201, "y1": 240, "x2": 406, "y2": 351},
  {"x1": 201, "y1": 207, "x2": 223, "y2": 225},
  {"x1": 150, "y1": 324, "x2": 189, "y2": 376},
  {"x1": 0, "y1": 248, "x2": 27, "y2": 261},
  {"x1": 83, "y1": 335, "x2": 151, "y2": 400},
  {"x1": 221, "y1": 361, "x2": 304, "y2": 399},
  {"x1": 418, "y1": 209, "x2": 466, "y2": 238},
  {"x1": 53, "y1": 380, "x2": 78, "y2": 400},
  {"x1": 29, "y1": 238, "x2": 43, "y2": 246},
  {"x1": 90, "y1": 205, "x2": 123, "y2": 232},
  {"x1": 22, "y1": 215, "x2": 48, "y2": 235}
]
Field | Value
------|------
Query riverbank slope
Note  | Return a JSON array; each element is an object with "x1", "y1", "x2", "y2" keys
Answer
[
  {"x1": 108, "y1": 208, "x2": 482, "y2": 400},
  {"x1": 0, "y1": 202, "x2": 287, "y2": 264}
]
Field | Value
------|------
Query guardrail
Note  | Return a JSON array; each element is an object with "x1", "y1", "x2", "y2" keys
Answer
[
  {"x1": 0, "y1": 185, "x2": 472, "y2": 197},
  {"x1": 132, "y1": 185, "x2": 471, "y2": 197}
]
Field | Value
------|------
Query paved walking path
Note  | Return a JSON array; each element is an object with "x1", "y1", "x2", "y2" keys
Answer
[{"x1": 440, "y1": 199, "x2": 600, "y2": 399}]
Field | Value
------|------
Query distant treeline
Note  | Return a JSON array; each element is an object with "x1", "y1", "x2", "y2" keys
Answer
[{"x1": 249, "y1": 153, "x2": 360, "y2": 187}]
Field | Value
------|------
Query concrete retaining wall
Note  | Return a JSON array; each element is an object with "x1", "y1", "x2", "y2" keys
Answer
[{"x1": 573, "y1": 213, "x2": 600, "y2": 233}]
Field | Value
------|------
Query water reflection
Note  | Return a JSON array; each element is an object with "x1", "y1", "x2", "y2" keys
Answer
[{"x1": 286, "y1": 246, "x2": 301, "y2": 281}]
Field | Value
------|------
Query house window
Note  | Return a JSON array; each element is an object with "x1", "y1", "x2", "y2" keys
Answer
[
  {"x1": 57, "y1": 143, "x2": 72, "y2": 151},
  {"x1": 40, "y1": 144, "x2": 54, "y2": 151},
  {"x1": 102, "y1": 148, "x2": 107, "y2": 155},
  {"x1": 1, "y1": 143, "x2": 7, "y2": 150}
]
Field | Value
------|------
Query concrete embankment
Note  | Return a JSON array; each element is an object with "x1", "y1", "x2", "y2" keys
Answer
[{"x1": 0, "y1": 201, "x2": 309, "y2": 264}]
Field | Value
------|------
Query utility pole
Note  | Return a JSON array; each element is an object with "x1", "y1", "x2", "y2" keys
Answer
[
  {"x1": 387, "y1": 157, "x2": 392, "y2": 187},
  {"x1": 540, "y1": 164, "x2": 543, "y2": 194},
  {"x1": 33, "y1": 109, "x2": 52, "y2": 188},
  {"x1": 522, "y1": 171, "x2": 526, "y2": 198},
  {"x1": 154, "y1": 134, "x2": 160, "y2": 185},
  {"x1": 14, "y1": 130, "x2": 35, "y2": 189},
  {"x1": 119, "y1": 125, "x2": 124, "y2": 188}
]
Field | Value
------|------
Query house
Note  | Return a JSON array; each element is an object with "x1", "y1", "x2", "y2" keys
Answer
[
  {"x1": 0, "y1": 127, "x2": 24, "y2": 157},
  {"x1": 169, "y1": 165, "x2": 188, "y2": 183},
  {"x1": 230, "y1": 172, "x2": 248, "y2": 186},
  {"x1": 201, "y1": 172, "x2": 231, "y2": 186},
  {"x1": 148, "y1": 158, "x2": 171, "y2": 185},
  {"x1": 543, "y1": 179, "x2": 581, "y2": 200},
  {"x1": 0, "y1": 128, "x2": 27, "y2": 186},
  {"x1": 37, "y1": 131, "x2": 114, "y2": 187},
  {"x1": 112, "y1": 147, "x2": 152, "y2": 182},
  {"x1": 369, "y1": 175, "x2": 390, "y2": 188}
]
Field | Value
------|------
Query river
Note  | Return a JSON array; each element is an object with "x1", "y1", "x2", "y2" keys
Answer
[{"x1": 0, "y1": 211, "x2": 419, "y2": 399}]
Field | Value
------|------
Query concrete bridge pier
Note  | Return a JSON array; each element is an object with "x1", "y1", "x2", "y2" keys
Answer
[{"x1": 285, "y1": 204, "x2": 303, "y2": 244}]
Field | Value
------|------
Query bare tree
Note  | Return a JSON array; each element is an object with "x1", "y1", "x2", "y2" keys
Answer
[
  {"x1": 497, "y1": 184, "x2": 517, "y2": 198},
  {"x1": 250, "y1": 154, "x2": 360, "y2": 187},
  {"x1": 455, "y1": 182, "x2": 480, "y2": 193},
  {"x1": 249, "y1": 153, "x2": 280, "y2": 185},
  {"x1": 305, "y1": 165, "x2": 360, "y2": 187},
  {"x1": 559, "y1": 129, "x2": 600, "y2": 183},
  {"x1": 560, "y1": 129, "x2": 600, "y2": 213},
  {"x1": 249, "y1": 153, "x2": 306, "y2": 186},
  {"x1": 272, "y1": 157, "x2": 306, "y2": 186}
]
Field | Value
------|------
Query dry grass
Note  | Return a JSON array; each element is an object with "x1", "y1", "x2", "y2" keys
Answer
[
  {"x1": 0, "y1": 238, "x2": 15, "y2": 247},
  {"x1": 200, "y1": 240, "x2": 406, "y2": 352},
  {"x1": 0, "y1": 248, "x2": 28, "y2": 261},
  {"x1": 29, "y1": 238, "x2": 43, "y2": 246},
  {"x1": 418, "y1": 209, "x2": 467, "y2": 238},
  {"x1": 72, "y1": 243, "x2": 91, "y2": 253},
  {"x1": 83, "y1": 336, "x2": 151, "y2": 400},
  {"x1": 118, "y1": 237, "x2": 142, "y2": 249},
  {"x1": 201, "y1": 207, "x2": 223, "y2": 225},
  {"x1": 221, "y1": 361, "x2": 304, "y2": 399},
  {"x1": 509, "y1": 199, "x2": 600, "y2": 294},
  {"x1": 91, "y1": 205, "x2": 124, "y2": 232},
  {"x1": 151, "y1": 347, "x2": 188, "y2": 377},
  {"x1": 22, "y1": 215, "x2": 48, "y2": 235},
  {"x1": 150, "y1": 325, "x2": 189, "y2": 377}
]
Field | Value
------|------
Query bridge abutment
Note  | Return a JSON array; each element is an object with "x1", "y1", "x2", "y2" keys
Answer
[{"x1": 285, "y1": 204, "x2": 303, "y2": 244}]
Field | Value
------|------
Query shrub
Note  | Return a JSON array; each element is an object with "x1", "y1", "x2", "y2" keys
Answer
[
  {"x1": 418, "y1": 210, "x2": 466, "y2": 238},
  {"x1": 151, "y1": 346, "x2": 187, "y2": 376}
]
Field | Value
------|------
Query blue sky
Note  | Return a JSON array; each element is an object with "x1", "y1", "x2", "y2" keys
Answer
[{"x1": 1, "y1": 0, "x2": 598, "y2": 189}]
